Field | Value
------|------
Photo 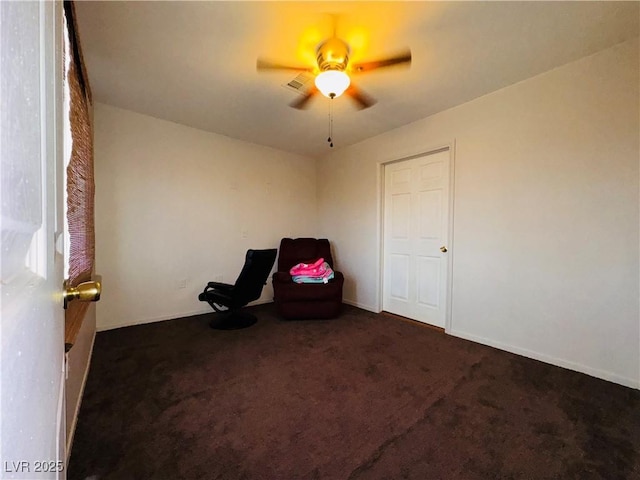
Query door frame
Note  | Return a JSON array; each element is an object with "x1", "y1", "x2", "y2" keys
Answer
[{"x1": 377, "y1": 141, "x2": 456, "y2": 332}]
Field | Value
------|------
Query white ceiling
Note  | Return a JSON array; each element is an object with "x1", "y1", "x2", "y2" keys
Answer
[{"x1": 75, "y1": 1, "x2": 639, "y2": 159}]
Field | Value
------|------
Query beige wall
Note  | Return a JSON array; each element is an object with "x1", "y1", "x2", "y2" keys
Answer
[
  {"x1": 94, "y1": 104, "x2": 318, "y2": 330},
  {"x1": 317, "y1": 39, "x2": 640, "y2": 387}
]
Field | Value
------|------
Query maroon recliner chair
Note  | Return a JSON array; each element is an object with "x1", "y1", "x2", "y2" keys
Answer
[{"x1": 272, "y1": 238, "x2": 344, "y2": 319}]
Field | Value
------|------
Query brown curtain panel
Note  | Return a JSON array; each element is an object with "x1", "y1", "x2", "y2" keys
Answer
[{"x1": 64, "y1": 1, "x2": 95, "y2": 350}]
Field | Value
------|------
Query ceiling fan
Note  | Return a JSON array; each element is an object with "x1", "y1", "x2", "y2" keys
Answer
[{"x1": 257, "y1": 35, "x2": 411, "y2": 110}]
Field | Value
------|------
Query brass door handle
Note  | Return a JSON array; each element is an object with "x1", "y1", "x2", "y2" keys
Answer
[
  {"x1": 440, "y1": 246, "x2": 448, "y2": 253},
  {"x1": 63, "y1": 279, "x2": 101, "y2": 309}
]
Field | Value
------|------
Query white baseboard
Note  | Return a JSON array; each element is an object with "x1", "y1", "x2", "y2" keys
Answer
[
  {"x1": 97, "y1": 308, "x2": 211, "y2": 331},
  {"x1": 449, "y1": 328, "x2": 639, "y2": 390},
  {"x1": 343, "y1": 298, "x2": 379, "y2": 313},
  {"x1": 97, "y1": 301, "x2": 274, "y2": 332},
  {"x1": 66, "y1": 329, "x2": 96, "y2": 462}
]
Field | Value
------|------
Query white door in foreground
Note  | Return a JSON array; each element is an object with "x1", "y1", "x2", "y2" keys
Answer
[{"x1": 1, "y1": 1, "x2": 66, "y2": 478}]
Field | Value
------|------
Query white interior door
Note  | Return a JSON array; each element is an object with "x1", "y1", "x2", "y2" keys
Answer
[
  {"x1": 1, "y1": 1, "x2": 66, "y2": 477},
  {"x1": 383, "y1": 149, "x2": 451, "y2": 328}
]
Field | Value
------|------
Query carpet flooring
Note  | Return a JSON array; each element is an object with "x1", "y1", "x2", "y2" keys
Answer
[{"x1": 68, "y1": 304, "x2": 640, "y2": 480}]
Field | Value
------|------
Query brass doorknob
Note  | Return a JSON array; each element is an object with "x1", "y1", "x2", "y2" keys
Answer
[
  {"x1": 440, "y1": 246, "x2": 448, "y2": 253},
  {"x1": 63, "y1": 279, "x2": 101, "y2": 309}
]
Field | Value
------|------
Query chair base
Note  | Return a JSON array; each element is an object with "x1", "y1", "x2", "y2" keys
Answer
[
  {"x1": 275, "y1": 299, "x2": 343, "y2": 320},
  {"x1": 209, "y1": 310, "x2": 257, "y2": 330}
]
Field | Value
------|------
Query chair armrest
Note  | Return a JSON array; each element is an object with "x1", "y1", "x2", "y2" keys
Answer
[
  {"x1": 198, "y1": 290, "x2": 234, "y2": 303},
  {"x1": 206, "y1": 281, "x2": 234, "y2": 291}
]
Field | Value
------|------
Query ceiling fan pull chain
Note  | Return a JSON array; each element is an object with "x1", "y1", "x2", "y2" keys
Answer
[{"x1": 328, "y1": 99, "x2": 334, "y2": 148}]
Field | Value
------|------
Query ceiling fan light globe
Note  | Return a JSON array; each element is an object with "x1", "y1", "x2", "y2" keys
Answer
[{"x1": 315, "y1": 70, "x2": 350, "y2": 99}]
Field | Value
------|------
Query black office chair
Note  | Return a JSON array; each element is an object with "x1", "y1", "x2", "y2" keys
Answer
[{"x1": 198, "y1": 248, "x2": 277, "y2": 330}]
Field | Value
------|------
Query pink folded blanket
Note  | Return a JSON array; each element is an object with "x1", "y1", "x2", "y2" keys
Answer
[
  {"x1": 289, "y1": 258, "x2": 327, "y2": 277},
  {"x1": 289, "y1": 258, "x2": 335, "y2": 283}
]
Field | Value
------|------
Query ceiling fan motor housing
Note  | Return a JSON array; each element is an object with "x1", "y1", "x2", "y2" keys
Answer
[{"x1": 316, "y1": 37, "x2": 350, "y2": 71}]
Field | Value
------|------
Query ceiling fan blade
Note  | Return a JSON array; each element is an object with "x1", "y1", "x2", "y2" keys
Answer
[
  {"x1": 351, "y1": 49, "x2": 412, "y2": 73},
  {"x1": 257, "y1": 59, "x2": 314, "y2": 72},
  {"x1": 345, "y1": 84, "x2": 376, "y2": 110},
  {"x1": 290, "y1": 87, "x2": 318, "y2": 110}
]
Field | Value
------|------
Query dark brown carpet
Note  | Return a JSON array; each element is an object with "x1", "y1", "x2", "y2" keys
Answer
[{"x1": 68, "y1": 304, "x2": 640, "y2": 480}]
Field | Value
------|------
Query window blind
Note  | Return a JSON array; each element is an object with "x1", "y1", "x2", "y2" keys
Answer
[{"x1": 63, "y1": 1, "x2": 95, "y2": 351}]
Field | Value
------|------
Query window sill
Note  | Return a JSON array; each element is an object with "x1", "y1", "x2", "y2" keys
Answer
[{"x1": 64, "y1": 302, "x2": 90, "y2": 352}]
